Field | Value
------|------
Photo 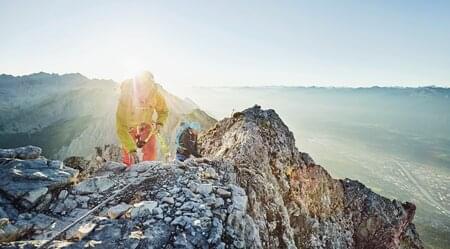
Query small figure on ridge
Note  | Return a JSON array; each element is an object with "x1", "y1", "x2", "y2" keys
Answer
[{"x1": 175, "y1": 122, "x2": 201, "y2": 162}]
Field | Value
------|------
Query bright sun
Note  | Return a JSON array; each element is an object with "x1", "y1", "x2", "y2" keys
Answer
[{"x1": 121, "y1": 58, "x2": 149, "y2": 81}]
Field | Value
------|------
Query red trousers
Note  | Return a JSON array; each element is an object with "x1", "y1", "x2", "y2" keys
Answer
[{"x1": 122, "y1": 125, "x2": 157, "y2": 166}]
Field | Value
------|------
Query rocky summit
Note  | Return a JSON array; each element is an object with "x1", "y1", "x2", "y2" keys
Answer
[{"x1": 0, "y1": 106, "x2": 423, "y2": 249}]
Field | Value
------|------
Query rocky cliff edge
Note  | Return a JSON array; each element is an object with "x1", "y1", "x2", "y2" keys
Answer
[{"x1": 0, "y1": 105, "x2": 423, "y2": 249}]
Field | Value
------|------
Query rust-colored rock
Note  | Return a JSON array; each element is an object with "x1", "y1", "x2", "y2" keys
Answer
[{"x1": 199, "y1": 105, "x2": 423, "y2": 249}]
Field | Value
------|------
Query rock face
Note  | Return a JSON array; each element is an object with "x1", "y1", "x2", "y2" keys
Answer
[
  {"x1": 0, "y1": 146, "x2": 78, "y2": 243},
  {"x1": 0, "y1": 146, "x2": 42, "y2": 160},
  {"x1": 0, "y1": 146, "x2": 78, "y2": 211},
  {"x1": 0, "y1": 106, "x2": 423, "y2": 248},
  {"x1": 199, "y1": 105, "x2": 423, "y2": 249}
]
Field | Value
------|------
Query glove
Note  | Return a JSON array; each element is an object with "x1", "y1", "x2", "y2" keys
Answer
[{"x1": 136, "y1": 140, "x2": 146, "y2": 148}]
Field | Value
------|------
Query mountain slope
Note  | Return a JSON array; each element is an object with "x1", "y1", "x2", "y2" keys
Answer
[{"x1": 0, "y1": 73, "x2": 216, "y2": 159}]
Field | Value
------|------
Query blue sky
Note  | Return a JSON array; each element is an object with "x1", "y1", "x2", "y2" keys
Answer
[{"x1": 0, "y1": 0, "x2": 449, "y2": 87}]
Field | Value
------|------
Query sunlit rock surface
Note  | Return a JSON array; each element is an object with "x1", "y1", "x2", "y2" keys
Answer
[{"x1": 199, "y1": 105, "x2": 423, "y2": 249}]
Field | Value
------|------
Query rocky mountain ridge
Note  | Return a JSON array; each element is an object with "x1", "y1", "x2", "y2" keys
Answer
[
  {"x1": 0, "y1": 106, "x2": 423, "y2": 248},
  {"x1": 199, "y1": 105, "x2": 422, "y2": 249}
]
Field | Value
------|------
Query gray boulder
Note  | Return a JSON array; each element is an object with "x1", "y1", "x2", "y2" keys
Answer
[
  {"x1": 130, "y1": 201, "x2": 158, "y2": 218},
  {"x1": 0, "y1": 196, "x2": 18, "y2": 220},
  {"x1": 0, "y1": 219, "x2": 32, "y2": 243},
  {"x1": 0, "y1": 156, "x2": 78, "y2": 210},
  {"x1": 0, "y1": 146, "x2": 42, "y2": 160},
  {"x1": 108, "y1": 204, "x2": 132, "y2": 219},
  {"x1": 73, "y1": 177, "x2": 115, "y2": 195}
]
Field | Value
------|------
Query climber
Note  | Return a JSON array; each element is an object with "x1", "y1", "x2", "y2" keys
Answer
[
  {"x1": 116, "y1": 71, "x2": 168, "y2": 166},
  {"x1": 175, "y1": 122, "x2": 201, "y2": 162}
]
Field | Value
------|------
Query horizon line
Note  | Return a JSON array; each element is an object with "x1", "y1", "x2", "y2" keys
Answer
[{"x1": 1, "y1": 71, "x2": 450, "y2": 89}]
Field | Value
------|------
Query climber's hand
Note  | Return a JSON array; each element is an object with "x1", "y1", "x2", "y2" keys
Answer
[
  {"x1": 130, "y1": 151, "x2": 140, "y2": 164},
  {"x1": 136, "y1": 140, "x2": 145, "y2": 148}
]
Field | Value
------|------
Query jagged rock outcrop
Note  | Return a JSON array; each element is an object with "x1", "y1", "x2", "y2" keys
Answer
[
  {"x1": 0, "y1": 146, "x2": 78, "y2": 212},
  {"x1": 199, "y1": 105, "x2": 423, "y2": 249},
  {"x1": 0, "y1": 106, "x2": 423, "y2": 249},
  {"x1": 0, "y1": 146, "x2": 79, "y2": 243}
]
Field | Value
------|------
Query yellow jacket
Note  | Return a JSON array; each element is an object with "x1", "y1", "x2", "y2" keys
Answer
[{"x1": 116, "y1": 80, "x2": 168, "y2": 152}]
